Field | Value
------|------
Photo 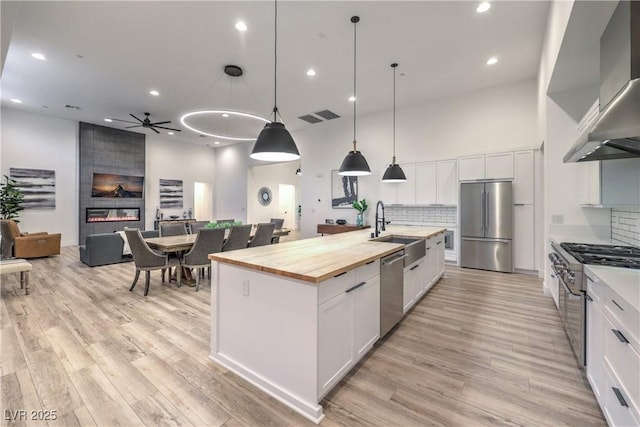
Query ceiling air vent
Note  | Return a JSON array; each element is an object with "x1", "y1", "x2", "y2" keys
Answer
[
  {"x1": 315, "y1": 110, "x2": 340, "y2": 120},
  {"x1": 298, "y1": 114, "x2": 322, "y2": 124}
]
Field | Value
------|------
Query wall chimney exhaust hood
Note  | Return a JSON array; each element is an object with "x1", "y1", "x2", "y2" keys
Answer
[{"x1": 564, "y1": 1, "x2": 640, "y2": 163}]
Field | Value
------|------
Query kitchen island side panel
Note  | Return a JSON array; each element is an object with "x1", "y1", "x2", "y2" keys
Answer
[{"x1": 210, "y1": 261, "x2": 323, "y2": 422}]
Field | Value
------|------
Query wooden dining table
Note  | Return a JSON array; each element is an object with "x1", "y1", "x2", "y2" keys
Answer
[{"x1": 145, "y1": 228, "x2": 291, "y2": 253}]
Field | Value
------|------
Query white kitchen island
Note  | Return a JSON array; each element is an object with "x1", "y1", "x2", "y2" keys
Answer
[{"x1": 208, "y1": 226, "x2": 446, "y2": 423}]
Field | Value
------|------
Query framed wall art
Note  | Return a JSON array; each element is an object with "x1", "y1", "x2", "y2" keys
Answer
[
  {"x1": 331, "y1": 170, "x2": 357, "y2": 209},
  {"x1": 9, "y1": 167, "x2": 56, "y2": 209}
]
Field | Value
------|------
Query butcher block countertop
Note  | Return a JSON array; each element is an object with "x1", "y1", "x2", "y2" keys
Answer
[{"x1": 209, "y1": 225, "x2": 446, "y2": 283}]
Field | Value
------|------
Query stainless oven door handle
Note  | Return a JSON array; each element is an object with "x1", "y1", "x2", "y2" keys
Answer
[{"x1": 559, "y1": 276, "x2": 583, "y2": 297}]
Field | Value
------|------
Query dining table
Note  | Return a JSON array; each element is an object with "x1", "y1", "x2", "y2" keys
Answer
[{"x1": 145, "y1": 227, "x2": 291, "y2": 253}]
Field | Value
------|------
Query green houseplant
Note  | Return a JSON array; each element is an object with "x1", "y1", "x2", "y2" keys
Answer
[
  {"x1": 352, "y1": 198, "x2": 368, "y2": 226},
  {"x1": 205, "y1": 220, "x2": 243, "y2": 229},
  {"x1": 0, "y1": 175, "x2": 25, "y2": 222}
]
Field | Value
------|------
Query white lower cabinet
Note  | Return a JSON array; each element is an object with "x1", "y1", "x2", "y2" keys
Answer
[
  {"x1": 404, "y1": 233, "x2": 446, "y2": 314},
  {"x1": 318, "y1": 263, "x2": 380, "y2": 398},
  {"x1": 586, "y1": 271, "x2": 640, "y2": 426},
  {"x1": 513, "y1": 204, "x2": 534, "y2": 271},
  {"x1": 404, "y1": 258, "x2": 424, "y2": 314}
]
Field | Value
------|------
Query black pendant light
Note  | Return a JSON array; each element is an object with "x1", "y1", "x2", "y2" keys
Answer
[
  {"x1": 339, "y1": 16, "x2": 371, "y2": 176},
  {"x1": 382, "y1": 63, "x2": 407, "y2": 182},
  {"x1": 250, "y1": 0, "x2": 300, "y2": 162}
]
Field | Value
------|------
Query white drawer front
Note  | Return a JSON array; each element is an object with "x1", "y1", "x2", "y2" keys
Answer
[
  {"x1": 604, "y1": 287, "x2": 640, "y2": 350},
  {"x1": 356, "y1": 259, "x2": 380, "y2": 283},
  {"x1": 319, "y1": 270, "x2": 355, "y2": 304},
  {"x1": 603, "y1": 363, "x2": 640, "y2": 427},
  {"x1": 604, "y1": 316, "x2": 640, "y2": 411}
]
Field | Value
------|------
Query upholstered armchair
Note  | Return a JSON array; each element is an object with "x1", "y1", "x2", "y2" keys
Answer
[{"x1": 0, "y1": 219, "x2": 61, "y2": 259}]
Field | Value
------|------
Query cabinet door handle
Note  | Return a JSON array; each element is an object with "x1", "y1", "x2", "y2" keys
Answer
[
  {"x1": 410, "y1": 264, "x2": 420, "y2": 271},
  {"x1": 346, "y1": 281, "x2": 367, "y2": 293},
  {"x1": 514, "y1": 203, "x2": 526, "y2": 206},
  {"x1": 334, "y1": 271, "x2": 347, "y2": 278},
  {"x1": 365, "y1": 260, "x2": 376, "y2": 265},
  {"x1": 612, "y1": 329, "x2": 630, "y2": 344},
  {"x1": 612, "y1": 387, "x2": 629, "y2": 408},
  {"x1": 436, "y1": 241, "x2": 442, "y2": 245},
  {"x1": 612, "y1": 299, "x2": 624, "y2": 311},
  {"x1": 586, "y1": 294, "x2": 593, "y2": 302}
]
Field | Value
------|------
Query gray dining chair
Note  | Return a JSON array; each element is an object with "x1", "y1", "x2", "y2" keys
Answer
[
  {"x1": 125, "y1": 228, "x2": 180, "y2": 296},
  {"x1": 248, "y1": 223, "x2": 276, "y2": 248},
  {"x1": 222, "y1": 224, "x2": 252, "y2": 252},
  {"x1": 189, "y1": 221, "x2": 210, "y2": 234},
  {"x1": 270, "y1": 218, "x2": 284, "y2": 229},
  {"x1": 182, "y1": 228, "x2": 225, "y2": 291},
  {"x1": 160, "y1": 222, "x2": 187, "y2": 236}
]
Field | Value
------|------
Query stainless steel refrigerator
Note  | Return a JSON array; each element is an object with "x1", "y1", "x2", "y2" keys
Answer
[{"x1": 460, "y1": 181, "x2": 513, "y2": 273}]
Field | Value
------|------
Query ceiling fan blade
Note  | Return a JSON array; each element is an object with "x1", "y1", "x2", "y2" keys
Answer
[
  {"x1": 110, "y1": 118, "x2": 139, "y2": 124},
  {"x1": 149, "y1": 120, "x2": 171, "y2": 126},
  {"x1": 125, "y1": 125, "x2": 142, "y2": 129},
  {"x1": 129, "y1": 114, "x2": 144, "y2": 123},
  {"x1": 153, "y1": 125, "x2": 182, "y2": 132},
  {"x1": 151, "y1": 127, "x2": 160, "y2": 134}
]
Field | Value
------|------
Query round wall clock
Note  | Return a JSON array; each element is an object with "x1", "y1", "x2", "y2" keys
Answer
[{"x1": 258, "y1": 187, "x2": 273, "y2": 206}]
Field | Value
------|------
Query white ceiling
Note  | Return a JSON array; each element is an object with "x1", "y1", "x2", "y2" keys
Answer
[{"x1": 1, "y1": 1, "x2": 550, "y2": 147}]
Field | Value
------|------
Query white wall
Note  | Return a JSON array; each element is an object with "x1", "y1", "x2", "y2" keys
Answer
[
  {"x1": 145, "y1": 134, "x2": 216, "y2": 226},
  {"x1": 295, "y1": 79, "x2": 539, "y2": 238},
  {"x1": 247, "y1": 162, "x2": 301, "y2": 228},
  {"x1": 1, "y1": 108, "x2": 79, "y2": 246},
  {"x1": 215, "y1": 143, "x2": 250, "y2": 224}
]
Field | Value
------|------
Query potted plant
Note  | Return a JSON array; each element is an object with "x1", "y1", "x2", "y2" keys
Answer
[
  {"x1": 352, "y1": 198, "x2": 368, "y2": 226},
  {"x1": 0, "y1": 175, "x2": 25, "y2": 222}
]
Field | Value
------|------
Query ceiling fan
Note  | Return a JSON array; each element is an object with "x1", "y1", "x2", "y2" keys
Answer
[{"x1": 110, "y1": 112, "x2": 181, "y2": 134}]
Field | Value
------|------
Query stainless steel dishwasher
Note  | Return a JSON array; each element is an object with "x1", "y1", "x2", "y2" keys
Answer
[{"x1": 380, "y1": 250, "x2": 407, "y2": 337}]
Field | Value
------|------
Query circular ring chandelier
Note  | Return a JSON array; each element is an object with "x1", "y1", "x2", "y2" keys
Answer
[{"x1": 180, "y1": 110, "x2": 270, "y2": 141}]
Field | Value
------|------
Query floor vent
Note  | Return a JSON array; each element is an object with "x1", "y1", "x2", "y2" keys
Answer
[
  {"x1": 315, "y1": 110, "x2": 340, "y2": 120},
  {"x1": 298, "y1": 114, "x2": 323, "y2": 124}
]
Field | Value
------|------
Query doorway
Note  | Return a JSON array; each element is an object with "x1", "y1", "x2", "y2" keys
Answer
[
  {"x1": 278, "y1": 184, "x2": 296, "y2": 230},
  {"x1": 194, "y1": 181, "x2": 213, "y2": 222}
]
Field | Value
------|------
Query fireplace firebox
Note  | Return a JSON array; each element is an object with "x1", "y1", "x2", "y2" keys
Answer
[{"x1": 86, "y1": 208, "x2": 140, "y2": 223}]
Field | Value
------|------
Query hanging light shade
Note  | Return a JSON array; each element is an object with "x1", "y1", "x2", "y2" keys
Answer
[
  {"x1": 250, "y1": 0, "x2": 300, "y2": 162},
  {"x1": 382, "y1": 63, "x2": 407, "y2": 182},
  {"x1": 339, "y1": 16, "x2": 371, "y2": 176}
]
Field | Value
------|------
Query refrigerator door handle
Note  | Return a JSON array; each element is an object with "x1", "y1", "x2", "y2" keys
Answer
[
  {"x1": 480, "y1": 189, "x2": 486, "y2": 233},
  {"x1": 462, "y1": 237, "x2": 511, "y2": 243}
]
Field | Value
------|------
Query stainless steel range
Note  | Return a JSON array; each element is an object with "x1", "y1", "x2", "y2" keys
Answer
[{"x1": 548, "y1": 242, "x2": 640, "y2": 367}]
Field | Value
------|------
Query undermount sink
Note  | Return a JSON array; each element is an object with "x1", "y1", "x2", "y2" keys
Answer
[
  {"x1": 372, "y1": 235, "x2": 426, "y2": 266},
  {"x1": 372, "y1": 236, "x2": 420, "y2": 245}
]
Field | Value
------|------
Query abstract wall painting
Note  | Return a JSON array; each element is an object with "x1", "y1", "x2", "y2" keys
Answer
[
  {"x1": 331, "y1": 169, "x2": 358, "y2": 209},
  {"x1": 9, "y1": 167, "x2": 56, "y2": 209},
  {"x1": 159, "y1": 179, "x2": 183, "y2": 208}
]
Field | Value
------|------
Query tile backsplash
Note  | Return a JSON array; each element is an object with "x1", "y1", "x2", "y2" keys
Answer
[
  {"x1": 385, "y1": 206, "x2": 457, "y2": 225},
  {"x1": 611, "y1": 208, "x2": 640, "y2": 247}
]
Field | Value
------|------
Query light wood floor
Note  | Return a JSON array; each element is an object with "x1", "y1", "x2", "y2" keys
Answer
[{"x1": 1, "y1": 248, "x2": 605, "y2": 426}]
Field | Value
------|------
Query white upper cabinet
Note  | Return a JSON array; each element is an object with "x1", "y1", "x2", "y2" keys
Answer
[
  {"x1": 458, "y1": 155, "x2": 485, "y2": 181},
  {"x1": 395, "y1": 164, "x2": 416, "y2": 205},
  {"x1": 436, "y1": 159, "x2": 458, "y2": 205},
  {"x1": 415, "y1": 162, "x2": 437, "y2": 205},
  {"x1": 459, "y1": 152, "x2": 515, "y2": 181},
  {"x1": 513, "y1": 150, "x2": 534, "y2": 205},
  {"x1": 485, "y1": 152, "x2": 514, "y2": 179}
]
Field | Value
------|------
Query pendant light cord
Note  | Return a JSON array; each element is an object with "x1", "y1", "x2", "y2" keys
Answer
[
  {"x1": 392, "y1": 63, "x2": 397, "y2": 163},
  {"x1": 352, "y1": 17, "x2": 357, "y2": 151},
  {"x1": 273, "y1": 0, "x2": 278, "y2": 122}
]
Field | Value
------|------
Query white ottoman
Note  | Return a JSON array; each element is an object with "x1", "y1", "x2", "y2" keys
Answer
[{"x1": 0, "y1": 259, "x2": 33, "y2": 295}]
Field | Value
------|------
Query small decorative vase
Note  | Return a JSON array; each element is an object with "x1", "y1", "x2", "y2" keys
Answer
[{"x1": 356, "y1": 212, "x2": 364, "y2": 226}]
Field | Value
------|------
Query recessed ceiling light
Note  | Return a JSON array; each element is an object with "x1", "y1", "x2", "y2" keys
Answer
[
  {"x1": 149, "y1": 90, "x2": 159, "y2": 96},
  {"x1": 235, "y1": 21, "x2": 247, "y2": 32},
  {"x1": 11, "y1": 98, "x2": 22, "y2": 104},
  {"x1": 222, "y1": 113, "x2": 229, "y2": 118},
  {"x1": 31, "y1": 52, "x2": 46, "y2": 61},
  {"x1": 214, "y1": 141, "x2": 221, "y2": 145},
  {"x1": 348, "y1": 96, "x2": 356, "y2": 102},
  {"x1": 168, "y1": 131, "x2": 175, "y2": 135},
  {"x1": 306, "y1": 69, "x2": 316, "y2": 77},
  {"x1": 486, "y1": 56, "x2": 498, "y2": 65},
  {"x1": 476, "y1": 2, "x2": 491, "y2": 13},
  {"x1": 104, "y1": 118, "x2": 113, "y2": 122}
]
